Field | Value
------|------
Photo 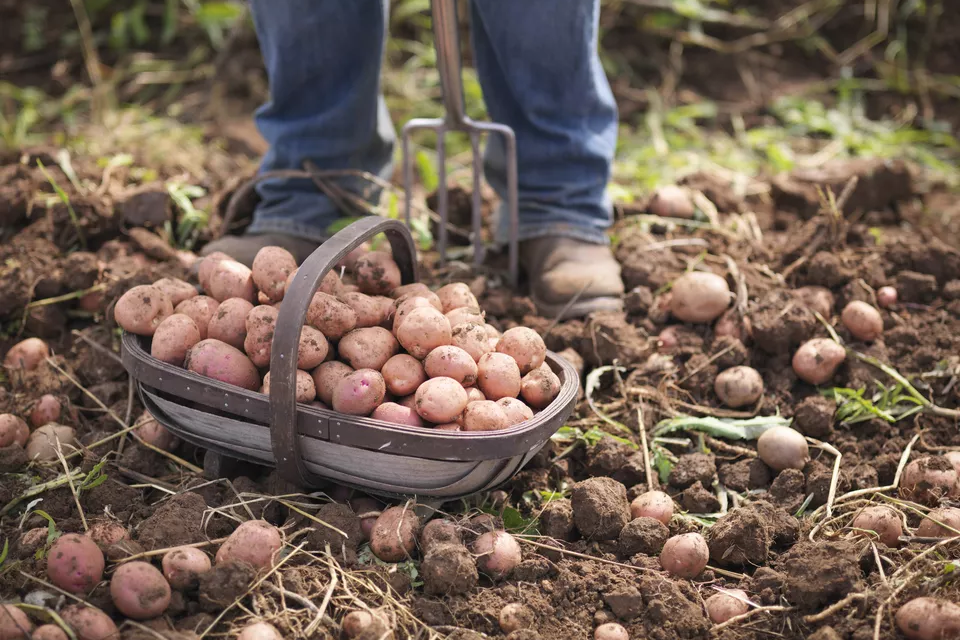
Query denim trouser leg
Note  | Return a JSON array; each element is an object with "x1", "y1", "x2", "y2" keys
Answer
[
  {"x1": 246, "y1": 0, "x2": 395, "y2": 242},
  {"x1": 469, "y1": 0, "x2": 619, "y2": 246}
]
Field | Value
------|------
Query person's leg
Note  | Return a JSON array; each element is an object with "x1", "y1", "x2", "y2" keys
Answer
[
  {"x1": 203, "y1": 0, "x2": 394, "y2": 265},
  {"x1": 468, "y1": 0, "x2": 623, "y2": 317}
]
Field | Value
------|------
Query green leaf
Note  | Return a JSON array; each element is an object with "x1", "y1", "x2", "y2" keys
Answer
[
  {"x1": 0, "y1": 538, "x2": 8, "y2": 566},
  {"x1": 653, "y1": 414, "x2": 792, "y2": 440},
  {"x1": 415, "y1": 150, "x2": 439, "y2": 193},
  {"x1": 194, "y1": 1, "x2": 244, "y2": 23},
  {"x1": 326, "y1": 216, "x2": 366, "y2": 236},
  {"x1": 499, "y1": 506, "x2": 528, "y2": 532}
]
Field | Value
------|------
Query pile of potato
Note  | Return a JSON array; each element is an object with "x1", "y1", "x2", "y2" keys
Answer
[{"x1": 113, "y1": 245, "x2": 561, "y2": 431}]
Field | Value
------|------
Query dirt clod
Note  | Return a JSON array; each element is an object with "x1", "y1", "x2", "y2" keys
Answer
[
  {"x1": 570, "y1": 477, "x2": 631, "y2": 541},
  {"x1": 778, "y1": 541, "x2": 863, "y2": 610},
  {"x1": 668, "y1": 453, "x2": 716, "y2": 489},
  {"x1": 197, "y1": 561, "x2": 256, "y2": 611},
  {"x1": 421, "y1": 543, "x2": 478, "y2": 596},
  {"x1": 618, "y1": 517, "x2": 669, "y2": 557},
  {"x1": 137, "y1": 492, "x2": 208, "y2": 551},
  {"x1": 794, "y1": 396, "x2": 836, "y2": 438},
  {"x1": 540, "y1": 499, "x2": 576, "y2": 542}
]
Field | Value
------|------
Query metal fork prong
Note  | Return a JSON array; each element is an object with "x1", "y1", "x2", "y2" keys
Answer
[
  {"x1": 436, "y1": 125, "x2": 449, "y2": 266},
  {"x1": 400, "y1": 118, "x2": 445, "y2": 230},
  {"x1": 469, "y1": 131, "x2": 484, "y2": 268}
]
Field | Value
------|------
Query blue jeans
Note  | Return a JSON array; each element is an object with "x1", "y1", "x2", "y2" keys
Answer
[{"x1": 246, "y1": 0, "x2": 618, "y2": 247}]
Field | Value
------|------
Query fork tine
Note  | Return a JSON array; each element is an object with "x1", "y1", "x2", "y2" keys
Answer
[
  {"x1": 436, "y1": 126, "x2": 449, "y2": 266},
  {"x1": 470, "y1": 131, "x2": 484, "y2": 268}
]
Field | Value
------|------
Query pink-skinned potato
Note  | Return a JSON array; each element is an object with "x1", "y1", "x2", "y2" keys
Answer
[
  {"x1": 216, "y1": 520, "x2": 283, "y2": 570},
  {"x1": 208, "y1": 298, "x2": 255, "y2": 350},
  {"x1": 473, "y1": 530, "x2": 521, "y2": 580},
  {"x1": 46, "y1": 533, "x2": 104, "y2": 593},
  {"x1": 462, "y1": 400, "x2": 510, "y2": 431},
  {"x1": 381, "y1": 354, "x2": 426, "y2": 397},
  {"x1": 477, "y1": 352, "x2": 522, "y2": 401},
  {"x1": 371, "y1": 402, "x2": 424, "y2": 427},
  {"x1": 446, "y1": 306, "x2": 484, "y2": 328},
  {"x1": 497, "y1": 398, "x2": 534, "y2": 426},
  {"x1": 0, "y1": 414, "x2": 29, "y2": 448},
  {"x1": 353, "y1": 251, "x2": 402, "y2": 295},
  {"x1": 85, "y1": 520, "x2": 129, "y2": 550},
  {"x1": 0, "y1": 604, "x2": 32, "y2": 640},
  {"x1": 207, "y1": 259, "x2": 256, "y2": 303},
  {"x1": 496, "y1": 327, "x2": 546, "y2": 375},
  {"x1": 174, "y1": 295, "x2": 219, "y2": 339},
  {"x1": 184, "y1": 339, "x2": 261, "y2": 391},
  {"x1": 237, "y1": 622, "x2": 284, "y2": 640},
  {"x1": 59, "y1": 605, "x2": 118, "y2": 640},
  {"x1": 30, "y1": 625, "x2": 67, "y2": 640},
  {"x1": 114, "y1": 285, "x2": 173, "y2": 336},
  {"x1": 162, "y1": 546, "x2": 212, "y2": 590},
  {"x1": 792, "y1": 338, "x2": 846, "y2": 385},
  {"x1": 312, "y1": 361, "x2": 354, "y2": 406},
  {"x1": 109, "y1": 561, "x2": 171, "y2": 620},
  {"x1": 393, "y1": 293, "x2": 443, "y2": 332},
  {"x1": 424, "y1": 345, "x2": 478, "y2": 386},
  {"x1": 4, "y1": 337, "x2": 50, "y2": 371},
  {"x1": 391, "y1": 282, "x2": 431, "y2": 299},
  {"x1": 519, "y1": 366, "x2": 561, "y2": 410},
  {"x1": 415, "y1": 377, "x2": 468, "y2": 424},
  {"x1": 370, "y1": 506, "x2": 420, "y2": 562},
  {"x1": 436, "y1": 282, "x2": 478, "y2": 313},
  {"x1": 298, "y1": 325, "x2": 329, "y2": 370},
  {"x1": 151, "y1": 313, "x2": 202, "y2": 366},
  {"x1": 262, "y1": 370, "x2": 316, "y2": 403},
  {"x1": 397, "y1": 307, "x2": 453, "y2": 359},
  {"x1": 332, "y1": 369, "x2": 386, "y2": 416},
  {"x1": 29, "y1": 394, "x2": 62, "y2": 428},
  {"x1": 243, "y1": 305, "x2": 279, "y2": 368},
  {"x1": 26, "y1": 424, "x2": 77, "y2": 462},
  {"x1": 306, "y1": 292, "x2": 357, "y2": 340},
  {"x1": 134, "y1": 410, "x2": 179, "y2": 450},
  {"x1": 338, "y1": 327, "x2": 399, "y2": 371},
  {"x1": 669, "y1": 272, "x2": 731, "y2": 323},
  {"x1": 152, "y1": 277, "x2": 197, "y2": 306},
  {"x1": 451, "y1": 323, "x2": 493, "y2": 363},
  {"x1": 252, "y1": 246, "x2": 297, "y2": 301},
  {"x1": 198, "y1": 252, "x2": 230, "y2": 291},
  {"x1": 896, "y1": 597, "x2": 960, "y2": 640},
  {"x1": 287, "y1": 269, "x2": 342, "y2": 298},
  {"x1": 339, "y1": 291, "x2": 387, "y2": 328}
]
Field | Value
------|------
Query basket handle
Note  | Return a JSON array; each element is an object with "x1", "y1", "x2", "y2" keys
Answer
[{"x1": 269, "y1": 217, "x2": 419, "y2": 486}]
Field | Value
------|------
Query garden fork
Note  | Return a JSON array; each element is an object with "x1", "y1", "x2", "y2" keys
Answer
[{"x1": 401, "y1": 0, "x2": 520, "y2": 288}]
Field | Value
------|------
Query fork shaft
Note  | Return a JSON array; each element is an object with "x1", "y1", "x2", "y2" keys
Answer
[{"x1": 431, "y1": 0, "x2": 467, "y2": 128}]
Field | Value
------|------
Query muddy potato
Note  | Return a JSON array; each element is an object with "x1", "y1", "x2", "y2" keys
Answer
[
  {"x1": 174, "y1": 295, "x2": 219, "y2": 339},
  {"x1": 353, "y1": 251, "x2": 402, "y2": 295},
  {"x1": 371, "y1": 402, "x2": 424, "y2": 427},
  {"x1": 338, "y1": 291, "x2": 386, "y2": 329},
  {"x1": 477, "y1": 352, "x2": 522, "y2": 401},
  {"x1": 114, "y1": 285, "x2": 174, "y2": 336},
  {"x1": 415, "y1": 377, "x2": 469, "y2": 423},
  {"x1": 901, "y1": 457, "x2": 960, "y2": 505},
  {"x1": 660, "y1": 532, "x2": 709, "y2": 578},
  {"x1": 705, "y1": 589, "x2": 751, "y2": 624},
  {"x1": 519, "y1": 367, "x2": 561, "y2": 410},
  {"x1": 792, "y1": 338, "x2": 846, "y2": 385},
  {"x1": 757, "y1": 426, "x2": 809, "y2": 471},
  {"x1": 4, "y1": 338, "x2": 51, "y2": 371},
  {"x1": 795, "y1": 286, "x2": 835, "y2": 319},
  {"x1": 153, "y1": 278, "x2": 197, "y2": 306},
  {"x1": 915, "y1": 507, "x2": 960, "y2": 538},
  {"x1": 135, "y1": 411, "x2": 179, "y2": 450},
  {"x1": 46, "y1": 534, "x2": 104, "y2": 593},
  {"x1": 499, "y1": 603, "x2": 534, "y2": 635},
  {"x1": 851, "y1": 505, "x2": 902, "y2": 547},
  {"x1": 59, "y1": 605, "x2": 118, "y2": 640},
  {"x1": 424, "y1": 345, "x2": 478, "y2": 386},
  {"x1": 630, "y1": 490, "x2": 674, "y2": 525},
  {"x1": 150, "y1": 313, "x2": 202, "y2": 366},
  {"x1": 465, "y1": 386, "x2": 486, "y2": 403},
  {"x1": 29, "y1": 395, "x2": 62, "y2": 428},
  {"x1": 208, "y1": 259, "x2": 256, "y2": 303},
  {"x1": 649, "y1": 185, "x2": 695, "y2": 219},
  {"x1": 841, "y1": 301, "x2": 884, "y2": 342},
  {"x1": 311, "y1": 361, "x2": 354, "y2": 406},
  {"x1": 446, "y1": 306, "x2": 484, "y2": 328},
  {"x1": 262, "y1": 370, "x2": 316, "y2": 403},
  {"x1": 594, "y1": 623, "x2": 629, "y2": 640},
  {"x1": 392, "y1": 282, "x2": 431, "y2": 299},
  {"x1": 461, "y1": 400, "x2": 510, "y2": 431},
  {"x1": 497, "y1": 398, "x2": 534, "y2": 426},
  {"x1": 332, "y1": 369, "x2": 386, "y2": 416},
  {"x1": 109, "y1": 561, "x2": 170, "y2": 620},
  {"x1": 161, "y1": 547, "x2": 212, "y2": 590},
  {"x1": 370, "y1": 506, "x2": 421, "y2": 562},
  {"x1": 877, "y1": 286, "x2": 898, "y2": 308},
  {"x1": 420, "y1": 519, "x2": 461, "y2": 552},
  {"x1": 185, "y1": 339, "x2": 261, "y2": 390},
  {"x1": 393, "y1": 295, "x2": 434, "y2": 332},
  {"x1": 381, "y1": 354, "x2": 426, "y2": 396},
  {"x1": 31, "y1": 625, "x2": 67, "y2": 640},
  {"x1": 252, "y1": 246, "x2": 297, "y2": 302},
  {"x1": 285, "y1": 268, "x2": 342, "y2": 299},
  {"x1": 396, "y1": 307, "x2": 453, "y2": 359},
  {"x1": 216, "y1": 520, "x2": 283, "y2": 569},
  {"x1": 896, "y1": 597, "x2": 960, "y2": 640},
  {"x1": 669, "y1": 272, "x2": 731, "y2": 323},
  {"x1": 451, "y1": 323, "x2": 494, "y2": 362},
  {"x1": 473, "y1": 530, "x2": 521, "y2": 580},
  {"x1": 197, "y1": 251, "x2": 230, "y2": 291},
  {"x1": 237, "y1": 622, "x2": 283, "y2": 640},
  {"x1": 714, "y1": 366, "x2": 764, "y2": 408},
  {"x1": 436, "y1": 283, "x2": 478, "y2": 313},
  {"x1": 208, "y1": 298, "x2": 255, "y2": 350},
  {"x1": 243, "y1": 305, "x2": 279, "y2": 368},
  {"x1": 306, "y1": 292, "x2": 357, "y2": 340},
  {"x1": 338, "y1": 327, "x2": 399, "y2": 371},
  {"x1": 26, "y1": 424, "x2": 77, "y2": 462},
  {"x1": 0, "y1": 414, "x2": 29, "y2": 448},
  {"x1": 85, "y1": 520, "x2": 129, "y2": 550},
  {"x1": 349, "y1": 497, "x2": 383, "y2": 541},
  {"x1": 0, "y1": 605, "x2": 33, "y2": 640},
  {"x1": 714, "y1": 309, "x2": 751, "y2": 342},
  {"x1": 297, "y1": 325, "x2": 329, "y2": 370},
  {"x1": 496, "y1": 327, "x2": 547, "y2": 375}
]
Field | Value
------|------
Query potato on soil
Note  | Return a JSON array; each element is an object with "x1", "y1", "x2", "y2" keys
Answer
[
  {"x1": 792, "y1": 338, "x2": 846, "y2": 385},
  {"x1": 496, "y1": 327, "x2": 546, "y2": 375},
  {"x1": 915, "y1": 507, "x2": 960, "y2": 538},
  {"x1": 371, "y1": 402, "x2": 424, "y2": 427},
  {"x1": 30, "y1": 394, "x2": 62, "y2": 427},
  {"x1": 461, "y1": 400, "x2": 510, "y2": 431},
  {"x1": 499, "y1": 603, "x2": 535, "y2": 634},
  {"x1": 451, "y1": 322, "x2": 494, "y2": 362},
  {"x1": 0, "y1": 414, "x2": 29, "y2": 448},
  {"x1": 262, "y1": 370, "x2": 316, "y2": 402},
  {"x1": 252, "y1": 246, "x2": 297, "y2": 301},
  {"x1": 851, "y1": 505, "x2": 902, "y2": 547},
  {"x1": 901, "y1": 456, "x2": 960, "y2": 505},
  {"x1": 669, "y1": 272, "x2": 731, "y2": 323},
  {"x1": 332, "y1": 369, "x2": 386, "y2": 416},
  {"x1": 630, "y1": 490, "x2": 674, "y2": 525},
  {"x1": 207, "y1": 298, "x2": 255, "y2": 350},
  {"x1": 341, "y1": 608, "x2": 396, "y2": 640},
  {"x1": 649, "y1": 184, "x2": 694, "y2": 218},
  {"x1": 396, "y1": 306, "x2": 452, "y2": 359},
  {"x1": 446, "y1": 306, "x2": 484, "y2": 328},
  {"x1": 714, "y1": 309, "x2": 750, "y2": 342},
  {"x1": 520, "y1": 366, "x2": 561, "y2": 409},
  {"x1": 243, "y1": 304, "x2": 279, "y2": 368},
  {"x1": 174, "y1": 295, "x2": 219, "y2": 339},
  {"x1": 353, "y1": 251, "x2": 402, "y2": 296},
  {"x1": 436, "y1": 282, "x2": 478, "y2": 313},
  {"x1": 895, "y1": 597, "x2": 960, "y2": 640},
  {"x1": 162, "y1": 546, "x2": 212, "y2": 590},
  {"x1": 594, "y1": 622, "x2": 629, "y2": 640},
  {"x1": 795, "y1": 286, "x2": 834, "y2": 319},
  {"x1": 571, "y1": 477, "x2": 631, "y2": 540},
  {"x1": 237, "y1": 622, "x2": 283, "y2": 640},
  {"x1": 4, "y1": 338, "x2": 50, "y2": 371},
  {"x1": 473, "y1": 530, "x2": 521, "y2": 580},
  {"x1": 424, "y1": 345, "x2": 478, "y2": 386},
  {"x1": 207, "y1": 259, "x2": 256, "y2": 303},
  {"x1": 705, "y1": 589, "x2": 751, "y2": 624},
  {"x1": 59, "y1": 605, "x2": 118, "y2": 640},
  {"x1": 841, "y1": 300, "x2": 884, "y2": 342},
  {"x1": 420, "y1": 519, "x2": 461, "y2": 552},
  {"x1": 109, "y1": 560, "x2": 171, "y2": 619},
  {"x1": 185, "y1": 339, "x2": 261, "y2": 391},
  {"x1": 714, "y1": 366, "x2": 763, "y2": 408},
  {"x1": 0, "y1": 604, "x2": 33, "y2": 640},
  {"x1": 415, "y1": 377, "x2": 469, "y2": 423},
  {"x1": 216, "y1": 520, "x2": 283, "y2": 569},
  {"x1": 306, "y1": 292, "x2": 358, "y2": 340},
  {"x1": 46, "y1": 533, "x2": 104, "y2": 593},
  {"x1": 114, "y1": 285, "x2": 173, "y2": 336},
  {"x1": 26, "y1": 424, "x2": 77, "y2": 462},
  {"x1": 134, "y1": 411, "x2": 179, "y2": 450},
  {"x1": 381, "y1": 354, "x2": 426, "y2": 396},
  {"x1": 338, "y1": 327, "x2": 399, "y2": 371},
  {"x1": 31, "y1": 625, "x2": 67, "y2": 640},
  {"x1": 297, "y1": 324, "x2": 329, "y2": 369},
  {"x1": 660, "y1": 532, "x2": 709, "y2": 578},
  {"x1": 477, "y1": 352, "x2": 522, "y2": 401},
  {"x1": 311, "y1": 361, "x2": 354, "y2": 406},
  {"x1": 370, "y1": 506, "x2": 420, "y2": 562},
  {"x1": 757, "y1": 426, "x2": 809, "y2": 471},
  {"x1": 349, "y1": 497, "x2": 383, "y2": 541},
  {"x1": 153, "y1": 277, "x2": 197, "y2": 306},
  {"x1": 497, "y1": 397, "x2": 534, "y2": 426},
  {"x1": 85, "y1": 520, "x2": 129, "y2": 550},
  {"x1": 877, "y1": 286, "x2": 898, "y2": 308},
  {"x1": 421, "y1": 542, "x2": 479, "y2": 596},
  {"x1": 150, "y1": 313, "x2": 202, "y2": 366}
]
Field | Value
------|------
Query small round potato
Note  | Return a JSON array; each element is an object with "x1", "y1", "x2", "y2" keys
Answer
[
  {"x1": 497, "y1": 398, "x2": 534, "y2": 426},
  {"x1": 162, "y1": 546, "x2": 212, "y2": 590},
  {"x1": 424, "y1": 345, "x2": 478, "y2": 386},
  {"x1": 338, "y1": 327, "x2": 399, "y2": 371},
  {"x1": 436, "y1": 283, "x2": 478, "y2": 313},
  {"x1": 370, "y1": 506, "x2": 420, "y2": 562},
  {"x1": 252, "y1": 246, "x2": 297, "y2": 301},
  {"x1": 114, "y1": 285, "x2": 174, "y2": 336},
  {"x1": 371, "y1": 402, "x2": 424, "y2": 427},
  {"x1": 895, "y1": 597, "x2": 960, "y2": 640},
  {"x1": 877, "y1": 286, "x2": 898, "y2": 308},
  {"x1": 477, "y1": 353, "x2": 522, "y2": 401},
  {"x1": 850, "y1": 505, "x2": 902, "y2": 547},
  {"x1": 714, "y1": 366, "x2": 764, "y2": 408},
  {"x1": 109, "y1": 561, "x2": 171, "y2": 620},
  {"x1": 705, "y1": 589, "x2": 751, "y2": 624},
  {"x1": 134, "y1": 411, "x2": 179, "y2": 451},
  {"x1": 381, "y1": 354, "x2": 426, "y2": 397},
  {"x1": 415, "y1": 377, "x2": 469, "y2": 423},
  {"x1": 332, "y1": 369, "x2": 386, "y2": 416},
  {"x1": 298, "y1": 325, "x2": 329, "y2": 370},
  {"x1": 792, "y1": 338, "x2": 846, "y2": 385},
  {"x1": 630, "y1": 490, "x2": 674, "y2": 524},
  {"x1": 198, "y1": 251, "x2": 230, "y2": 291},
  {"x1": 208, "y1": 298, "x2": 255, "y2": 350},
  {"x1": 0, "y1": 605, "x2": 33, "y2": 640},
  {"x1": 85, "y1": 520, "x2": 128, "y2": 550},
  {"x1": 841, "y1": 301, "x2": 884, "y2": 342},
  {"x1": 208, "y1": 259, "x2": 256, "y2": 303},
  {"x1": 915, "y1": 507, "x2": 960, "y2": 538},
  {"x1": 496, "y1": 327, "x2": 547, "y2": 375},
  {"x1": 30, "y1": 394, "x2": 62, "y2": 427},
  {"x1": 649, "y1": 185, "x2": 695, "y2": 218},
  {"x1": 669, "y1": 272, "x2": 731, "y2": 323},
  {"x1": 311, "y1": 361, "x2": 354, "y2": 406},
  {"x1": 451, "y1": 323, "x2": 494, "y2": 363},
  {"x1": 659, "y1": 532, "x2": 709, "y2": 578},
  {"x1": 237, "y1": 622, "x2": 284, "y2": 640},
  {"x1": 31, "y1": 625, "x2": 67, "y2": 640},
  {"x1": 26, "y1": 424, "x2": 78, "y2": 462},
  {"x1": 397, "y1": 307, "x2": 453, "y2": 359},
  {"x1": 243, "y1": 305, "x2": 279, "y2": 368},
  {"x1": 393, "y1": 295, "x2": 435, "y2": 332},
  {"x1": 446, "y1": 306, "x2": 484, "y2": 328},
  {"x1": 473, "y1": 530, "x2": 522, "y2": 580},
  {"x1": 339, "y1": 292, "x2": 387, "y2": 328},
  {"x1": 594, "y1": 623, "x2": 629, "y2": 640},
  {"x1": 46, "y1": 533, "x2": 104, "y2": 593},
  {"x1": 153, "y1": 277, "x2": 197, "y2": 306},
  {"x1": 216, "y1": 520, "x2": 283, "y2": 569},
  {"x1": 184, "y1": 339, "x2": 261, "y2": 391},
  {"x1": 757, "y1": 426, "x2": 809, "y2": 471},
  {"x1": 0, "y1": 414, "x2": 29, "y2": 448},
  {"x1": 462, "y1": 400, "x2": 510, "y2": 431},
  {"x1": 306, "y1": 292, "x2": 358, "y2": 340},
  {"x1": 795, "y1": 286, "x2": 835, "y2": 319},
  {"x1": 4, "y1": 337, "x2": 51, "y2": 371},
  {"x1": 174, "y1": 295, "x2": 219, "y2": 339},
  {"x1": 354, "y1": 251, "x2": 402, "y2": 295},
  {"x1": 519, "y1": 366, "x2": 561, "y2": 410},
  {"x1": 151, "y1": 313, "x2": 202, "y2": 366},
  {"x1": 59, "y1": 605, "x2": 118, "y2": 640},
  {"x1": 901, "y1": 457, "x2": 959, "y2": 505},
  {"x1": 262, "y1": 370, "x2": 316, "y2": 403}
]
